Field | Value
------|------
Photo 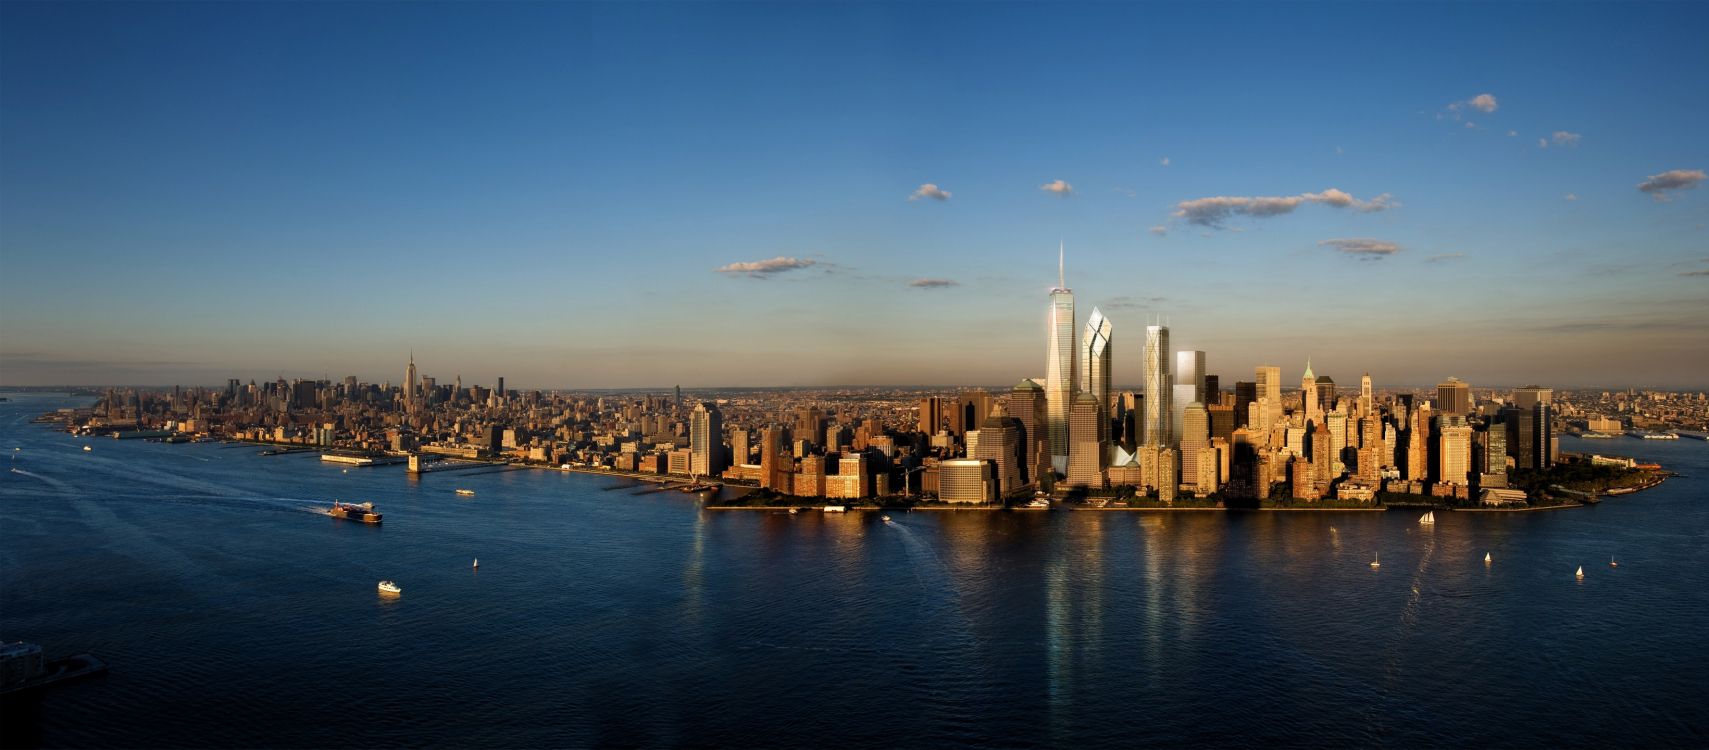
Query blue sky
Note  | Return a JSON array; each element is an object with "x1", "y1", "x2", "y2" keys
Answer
[{"x1": 2, "y1": 1, "x2": 1706, "y2": 389}]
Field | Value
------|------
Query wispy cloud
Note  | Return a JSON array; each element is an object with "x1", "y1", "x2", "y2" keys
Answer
[
  {"x1": 1565, "y1": 193, "x2": 1579, "y2": 201},
  {"x1": 908, "y1": 278, "x2": 958, "y2": 288},
  {"x1": 1637, "y1": 169, "x2": 1706, "y2": 201},
  {"x1": 909, "y1": 183, "x2": 951, "y2": 201},
  {"x1": 715, "y1": 256, "x2": 817, "y2": 278},
  {"x1": 1506, "y1": 129, "x2": 1518, "y2": 137},
  {"x1": 1550, "y1": 130, "x2": 1582, "y2": 147},
  {"x1": 1159, "y1": 157, "x2": 1170, "y2": 167},
  {"x1": 1425, "y1": 252, "x2": 1467, "y2": 263},
  {"x1": 1148, "y1": 225, "x2": 1168, "y2": 236},
  {"x1": 1319, "y1": 238, "x2": 1402, "y2": 260},
  {"x1": 1174, "y1": 188, "x2": 1396, "y2": 227},
  {"x1": 1679, "y1": 269, "x2": 1709, "y2": 278},
  {"x1": 1104, "y1": 295, "x2": 1169, "y2": 310},
  {"x1": 1039, "y1": 179, "x2": 1074, "y2": 196}
]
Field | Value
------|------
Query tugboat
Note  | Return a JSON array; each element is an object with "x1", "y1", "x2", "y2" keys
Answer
[{"x1": 327, "y1": 500, "x2": 382, "y2": 524}]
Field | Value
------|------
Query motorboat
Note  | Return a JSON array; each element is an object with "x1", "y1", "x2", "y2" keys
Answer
[
  {"x1": 455, "y1": 489, "x2": 475, "y2": 496},
  {"x1": 1370, "y1": 553, "x2": 1381, "y2": 569},
  {"x1": 377, "y1": 580, "x2": 401, "y2": 594}
]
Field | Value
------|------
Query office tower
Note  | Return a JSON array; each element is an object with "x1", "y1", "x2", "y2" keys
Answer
[
  {"x1": 674, "y1": 385, "x2": 682, "y2": 410},
  {"x1": 918, "y1": 396, "x2": 946, "y2": 435},
  {"x1": 1066, "y1": 392, "x2": 1108, "y2": 488},
  {"x1": 1157, "y1": 448, "x2": 1178, "y2": 502},
  {"x1": 1301, "y1": 360, "x2": 1319, "y2": 424},
  {"x1": 1233, "y1": 381, "x2": 1256, "y2": 427},
  {"x1": 1079, "y1": 307, "x2": 1113, "y2": 440},
  {"x1": 1437, "y1": 377, "x2": 1472, "y2": 416},
  {"x1": 975, "y1": 402, "x2": 1024, "y2": 496},
  {"x1": 1438, "y1": 416, "x2": 1473, "y2": 486},
  {"x1": 1506, "y1": 401, "x2": 1554, "y2": 471},
  {"x1": 1359, "y1": 373, "x2": 1373, "y2": 417},
  {"x1": 1179, "y1": 402, "x2": 1209, "y2": 493},
  {"x1": 825, "y1": 423, "x2": 850, "y2": 451},
  {"x1": 1327, "y1": 410, "x2": 1349, "y2": 471},
  {"x1": 939, "y1": 459, "x2": 997, "y2": 503},
  {"x1": 1207, "y1": 403, "x2": 1235, "y2": 443},
  {"x1": 404, "y1": 352, "x2": 417, "y2": 412},
  {"x1": 953, "y1": 390, "x2": 993, "y2": 438},
  {"x1": 1511, "y1": 385, "x2": 1553, "y2": 411},
  {"x1": 689, "y1": 402, "x2": 725, "y2": 478},
  {"x1": 731, "y1": 429, "x2": 751, "y2": 467},
  {"x1": 1045, "y1": 243, "x2": 1075, "y2": 475},
  {"x1": 1009, "y1": 379, "x2": 1045, "y2": 484},
  {"x1": 1310, "y1": 421, "x2": 1333, "y2": 483},
  {"x1": 1143, "y1": 324, "x2": 1172, "y2": 447},
  {"x1": 1204, "y1": 375, "x2": 1220, "y2": 403},
  {"x1": 1119, "y1": 391, "x2": 1141, "y2": 452},
  {"x1": 795, "y1": 406, "x2": 825, "y2": 445},
  {"x1": 1315, "y1": 375, "x2": 1336, "y2": 415},
  {"x1": 760, "y1": 427, "x2": 784, "y2": 489},
  {"x1": 1256, "y1": 365, "x2": 1282, "y2": 429},
  {"x1": 1172, "y1": 349, "x2": 1204, "y2": 448}
]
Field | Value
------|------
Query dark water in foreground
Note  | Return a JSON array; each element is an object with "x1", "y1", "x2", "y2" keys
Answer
[{"x1": 2, "y1": 393, "x2": 1706, "y2": 748}]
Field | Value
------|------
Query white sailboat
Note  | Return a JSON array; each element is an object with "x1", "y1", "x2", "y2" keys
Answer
[
  {"x1": 1419, "y1": 511, "x2": 1435, "y2": 525},
  {"x1": 1576, "y1": 566, "x2": 1584, "y2": 580},
  {"x1": 1485, "y1": 552, "x2": 1492, "y2": 564},
  {"x1": 1370, "y1": 552, "x2": 1381, "y2": 569},
  {"x1": 1610, "y1": 556, "x2": 1618, "y2": 568}
]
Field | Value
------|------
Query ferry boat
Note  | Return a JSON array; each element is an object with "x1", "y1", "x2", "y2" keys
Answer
[
  {"x1": 1578, "y1": 432, "x2": 1618, "y2": 439},
  {"x1": 455, "y1": 489, "x2": 475, "y2": 496},
  {"x1": 1627, "y1": 430, "x2": 1679, "y2": 440},
  {"x1": 327, "y1": 500, "x2": 382, "y2": 524},
  {"x1": 377, "y1": 581, "x2": 401, "y2": 594}
]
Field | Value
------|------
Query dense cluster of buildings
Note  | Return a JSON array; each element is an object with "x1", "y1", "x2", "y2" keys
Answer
[{"x1": 48, "y1": 253, "x2": 1707, "y2": 506}]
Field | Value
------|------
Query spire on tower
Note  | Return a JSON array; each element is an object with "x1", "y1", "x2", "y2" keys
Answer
[{"x1": 1058, "y1": 240, "x2": 1065, "y2": 288}]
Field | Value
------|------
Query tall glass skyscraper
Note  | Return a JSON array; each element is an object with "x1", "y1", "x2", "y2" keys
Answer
[
  {"x1": 1079, "y1": 307, "x2": 1112, "y2": 441},
  {"x1": 1172, "y1": 349, "x2": 1204, "y2": 446},
  {"x1": 1045, "y1": 244, "x2": 1075, "y2": 476},
  {"x1": 1142, "y1": 324, "x2": 1171, "y2": 447}
]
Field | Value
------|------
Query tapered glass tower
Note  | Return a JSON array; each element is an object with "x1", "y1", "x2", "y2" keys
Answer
[
  {"x1": 1045, "y1": 243, "x2": 1075, "y2": 475},
  {"x1": 1142, "y1": 324, "x2": 1171, "y2": 447}
]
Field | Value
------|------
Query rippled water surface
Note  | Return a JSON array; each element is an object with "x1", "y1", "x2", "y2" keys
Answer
[{"x1": 3, "y1": 393, "x2": 1706, "y2": 748}]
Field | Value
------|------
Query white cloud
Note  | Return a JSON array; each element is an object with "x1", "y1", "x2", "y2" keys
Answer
[
  {"x1": 715, "y1": 256, "x2": 817, "y2": 278},
  {"x1": 1538, "y1": 138, "x2": 1549, "y2": 149},
  {"x1": 1506, "y1": 130, "x2": 1518, "y2": 137},
  {"x1": 1565, "y1": 193, "x2": 1579, "y2": 201},
  {"x1": 1425, "y1": 252, "x2": 1467, "y2": 264},
  {"x1": 1464, "y1": 121, "x2": 1477, "y2": 129},
  {"x1": 908, "y1": 183, "x2": 951, "y2": 201},
  {"x1": 1637, "y1": 169, "x2": 1706, "y2": 201},
  {"x1": 1319, "y1": 238, "x2": 1402, "y2": 260},
  {"x1": 1148, "y1": 225, "x2": 1168, "y2": 236},
  {"x1": 1446, "y1": 93, "x2": 1499, "y2": 118},
  {"x1": 1159, "y1": 157, "x2": 1170, "y2": 167},
  {"x1": 1040, "y1": 179, "x2": 1074, "y2": 195},
  {"x1": 1173, "y1": 188, "x2": 1397, "y2": 227},
  {"x1": 908, "y1": 278, "x2": 958, "y2": 288},
  {"x1": 1551, "y1": 131, "x2": 1582, "y2": 147}
]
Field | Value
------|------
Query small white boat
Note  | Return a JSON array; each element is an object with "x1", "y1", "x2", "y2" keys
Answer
[
  {"x1": 787, "y1": 508, "x2": 799, "y2": 515},
  {"x1": 82, "y1": 445, "x2": 92, "y2": 452},
  {"x1": 1610, "y1": 556, "x2": 1618, "y2": 568},
  {"x1": 1575, "y1": 566, "x2": 1584, "y2": 580},
  {"x1": 1370, "y1": 553, "x2": 1381, "y2": 569},
  {"x1": 1485, "y1": 552, "x2": 1492, "y2": 564},
  {"x1": 455, "y1": 489, "x2": 475, "y2": 496},
  {"x1": 473, "y1": 558, "x2": 479, "y2": 569},
  {"x1": 823, "y1": 506, "x2": 846, "y2": 513},
  {"x1": 377, "y1": 580, "x2": 402, "y2": 594},
  {"x1": 881, "y1": 515, "x2": 893, "y2": 523},
  {"x1": 1419, "y1": 511, "x2": 1435, "y2": 525}
]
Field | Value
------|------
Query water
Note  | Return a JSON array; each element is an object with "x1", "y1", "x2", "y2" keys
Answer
[{"x1": 3, "y1": 392, "x2": 1706, "y2": 748}]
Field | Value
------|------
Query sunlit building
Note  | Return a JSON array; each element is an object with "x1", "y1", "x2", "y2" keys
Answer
[
  {"x1": 1045, "y1": 244, "x2": 1075, "y2": 475},
  {"x1": 1143, "y1": 324, "x2": 1172, "y2": 447}
]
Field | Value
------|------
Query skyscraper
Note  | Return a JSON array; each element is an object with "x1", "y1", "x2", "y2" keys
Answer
[
  {"x1": 1142, "y1": 324, "x2": 1172, "y2": 447},
  {"x1": 1008, "y1": 379, "x2": 1045, "y2": 485},
  {"x1": 689, "y1": 402, "x2": 724, "y2": 478},
  {"x1": 1079, "y1": 307, "x2": 1113, "y2": 440},
  {"x1": 975, "y1": 401, "x2": 1025, "y2": 496},
  {"x1": 1180, "y1": 402, "x2": 1209, "y2": 493},
  {"x1": 1066, "y1": 391, "x2": 1108, "y2": 488},
  {"x1": 404, "y1": 352, "x2": 417, "y2": 413},
  {"x1": 1045, "y1": 243, "x2": 1075, "y2": 475},
  {"x1": 1436, "y1": 377, "x2": 1472, "y2": 416},
  {"x1": 1359, "y1": 372, "x2": 1373, "y2": 417},
  {"x1": 1172, "y1": 350, "x2": 1204, "y2": 446},
  {"x1": 1301, "y1": 359, "x2": 1318, "y2": 424},
  {"x1": 1255, "y1": 365, "x2": 1282, "y2": 429}
]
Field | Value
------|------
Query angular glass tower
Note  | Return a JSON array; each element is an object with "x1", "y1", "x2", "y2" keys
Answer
[
  {"x1": 1045, "y1": 243, "x2": 1075, "y2": 476},
  {"x1": 1079, "y1": 307, "x2": 1113, "y2": 441}
]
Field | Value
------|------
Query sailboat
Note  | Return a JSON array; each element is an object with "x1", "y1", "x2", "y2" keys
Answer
[
  {"x1": 473, "y1": 558, "x2": 479, "y2": 569},
  {"x1": 1576, "y1": 566, "x2": 1585, "y2": 580},
  {"x1": 1610, "y1": 556, "x2": 1618, "y2": 568},
  {"x1": 1370, "y1": 552, "x2": 1381, "y2": 569},
  {"x1": 1419, "y1": 511, "x2": 1435, "y2": 525},
  {"x1": 1485, "y1": 552, "x2": 1492, "y2": 564}
]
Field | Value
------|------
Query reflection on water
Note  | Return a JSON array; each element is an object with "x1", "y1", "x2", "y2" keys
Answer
[{"x1": 2, "y1": 396, "x2": 1707, "y2": 748}]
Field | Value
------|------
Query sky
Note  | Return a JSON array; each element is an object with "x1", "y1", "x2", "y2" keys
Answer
[{"x1": 2, "y1": 1, "x2": 1707, "y2": 390}]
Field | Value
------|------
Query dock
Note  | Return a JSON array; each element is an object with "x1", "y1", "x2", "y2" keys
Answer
[{"x1": 320, "y1": 453, "x2": 407, "y2": 467}]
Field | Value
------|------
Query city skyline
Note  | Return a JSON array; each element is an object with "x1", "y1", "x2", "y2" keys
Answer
[{"x1": 3, "y1": 2, "x2": 1707, "y2": 389}]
